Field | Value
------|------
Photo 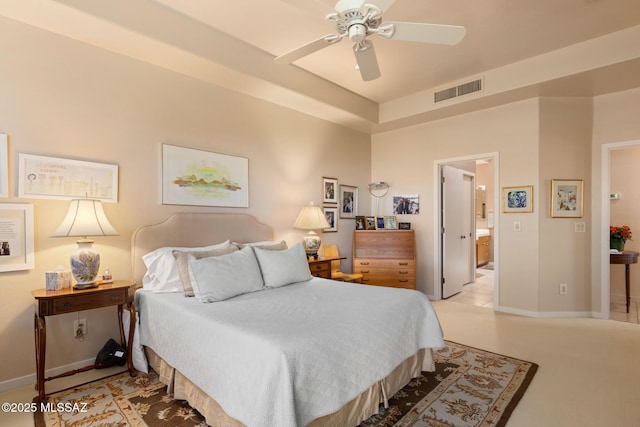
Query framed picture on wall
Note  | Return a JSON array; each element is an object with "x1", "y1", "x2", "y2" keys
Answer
[
  {"x1": 0, "y1": 135, "x2": 8, "y2": 198},
  {"x1": 322, "y1": 177, "x2": 338, "y2": 204},
  {"x1": 0, "y1": 203, "x2": 35, "y2": 272},
  {"x1": 323, "y1": 206, "x2": 338, "y2": 232},
  {"x1": 550, "y1": 179, "x2": 583, "y2": 218},
  {"x1": 502, "y1": 185, "x2": 533, "y2": 213},
  {"x1": 339, "y1": 184, "x2": 358, "y2": 218}
]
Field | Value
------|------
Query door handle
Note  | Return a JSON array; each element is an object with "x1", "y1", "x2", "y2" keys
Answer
[{"x1": 460, "y1": 235, "x2": 466, "y2": 239}]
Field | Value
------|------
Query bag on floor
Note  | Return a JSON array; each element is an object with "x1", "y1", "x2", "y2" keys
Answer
[{"x1": 95, "y1": 338, "x2": 127, "y2": 368}]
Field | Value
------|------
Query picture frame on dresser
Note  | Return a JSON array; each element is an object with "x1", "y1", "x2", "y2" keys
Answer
[
  {"x1": 365, "y1": 216, "x2": 376, "y2": 230},
  {"x1": 376, "y1": 217, "x2": 385, "y2": 229},
  {"x1": 384, "y1": 216, "x2": 398, "y2": 229},
  {"x1": 355, "y1": 216, "x2": 365, "y2": 230}
]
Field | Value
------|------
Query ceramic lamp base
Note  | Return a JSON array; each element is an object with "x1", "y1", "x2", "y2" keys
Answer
[
  {"x1": 303, "y1": 231, "x2": 321, "y2": 259},
  {"x1": 71, "y1": 239, "x2": 100, "y2": 288}
]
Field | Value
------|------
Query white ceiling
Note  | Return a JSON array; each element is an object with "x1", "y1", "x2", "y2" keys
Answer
[{"x1": 2, "y1": 0, "x2": 640, "y2": 133}]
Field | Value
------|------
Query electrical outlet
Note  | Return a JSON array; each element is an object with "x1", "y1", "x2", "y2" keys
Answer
[
  {"x1": 74, "y1": 318, "x2": 87, "y2": 339},
  {"x1": 559, "y1": 284, "x2": 568, "y2": 295},
  {"x1": 513, "y1": 221, "x2": 522, "y2": 232}
]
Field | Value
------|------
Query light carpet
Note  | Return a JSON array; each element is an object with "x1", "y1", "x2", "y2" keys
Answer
[{"x1": 34, "y1": 341, "x2": 537, "y2": 427}]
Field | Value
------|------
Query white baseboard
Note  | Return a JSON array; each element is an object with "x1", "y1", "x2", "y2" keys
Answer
[
  {"x1": 495, "y1": 304, "x2": 592, "y2": 318},
  {"x1": 0, "y1": 357, "x2": 95, "y2": 394}
]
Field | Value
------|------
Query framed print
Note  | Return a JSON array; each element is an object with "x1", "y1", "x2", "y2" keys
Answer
[
  {"x1": 384, "y1": 216, "x2": 398, "y2": 229},
  {"x1": 0, "y1": 134, "x2": 8, "y2": 198},
  {"x1": 18, "y1": 154, "x2": 118, "y2": 202},
  {"x1": 323, "y1": 206, "x2": 338, "y2": 232},
  {"x1": 502, "y1": 185, "x2": 533, "y2": 213},
  {"x1": 393, "y1": 194, "x2": 420, "y2": 214},
  {"x1": 376, "y1": 217, "x2": 385, "y2": 229},
  {"x1": 365, "y1": 216, "x2": 376, "y2": 230},
  {"x1": 339, "y1": 184, "x2": 358, "y2": 218},
  {"x1": 322, "y1": 177, "x2": 338, "y2": 204},
  {"x1": 0, "y1": 203, "x2": 35, "y2": 272},
  {"x1": 162, "y1": 144, "x2": 249, "y2": 208},
  {"x1": 355, "y1": 216, "x2": 365, "y2": 230},
  {"x1": 551, "y1": 179, "x2": 583, "y2": 218}
]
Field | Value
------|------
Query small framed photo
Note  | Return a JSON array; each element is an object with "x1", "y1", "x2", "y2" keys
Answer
[
  {"x1": 365, "y1": 216, "x2": 376, "y2": 230},
  {"x1": 551, "y1": 179, "x2": 583, "y2": 218},
  {"x1": 339, "y1": 184, "x2": 358, "y2": 218},
  {"x1": 399, "y1": 222, "x2": 411, "y2": 230},
  {"x1": 355, "y1": 216, "x2": 366, "y2": 230},
  {"x1": 0, "y1": 203, "x2": 35, "y2": 272},
  {"x1": 323, "y1": 206, "x2": 338, "y2": 232},
  {"x1": 376, "y1": 217, "x2": 385, "y2": 229},
  {"x1": 323, "y1": 177, "x2": 338, "y2": 204},
  {"x1": 384, "y1": 216, "x2": 398, "y2": 229},
  {"x1": 502, "y1": 185, "x2": 533, "y2": 213}
]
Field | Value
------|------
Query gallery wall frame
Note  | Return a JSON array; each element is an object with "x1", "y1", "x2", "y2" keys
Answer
[
  {"x1": 393, "y1": 194, "x2": 420, "y2": 215},
  {"x1": 0, "y1": 203, "x2": 35, "y2": 272},
  {"x1": 501, "y1": 185, "x2": 533, "y2": 213},
  {"x1": 339, "y1": 184, "x2": 358, "y2": 218},
  {"x1": 18, "y1": 154, "x2": 118, "y2": 202},
  {"x1": 322, "y1": 177, "x2": 338, "y2": 204},
  {"x1": 162, "y1": 144, "x2": 249, "y2": 208},
  {"x1": 323, "y1": 206, "x2": 338, "y2": 232},
  {"x1": 551, "y1": 179, "x2": 584, "y2": 218},
  {"x1": 0, "y1": 135, "x2": 8, "y2": 198}
]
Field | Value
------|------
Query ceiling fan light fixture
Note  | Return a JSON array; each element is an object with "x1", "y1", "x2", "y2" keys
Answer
[{"x1": 348, "y1": 23, "x2": 367, "y2": 42}]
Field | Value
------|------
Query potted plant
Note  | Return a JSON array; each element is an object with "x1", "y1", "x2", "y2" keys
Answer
[{"x1": 610, "y1": 225, "x2": 632, "y2": 251}]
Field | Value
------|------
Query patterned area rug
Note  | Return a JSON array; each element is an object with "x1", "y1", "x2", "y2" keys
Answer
[{"x1": 34, "y1": 341, "x2": 537, "y2": 427}]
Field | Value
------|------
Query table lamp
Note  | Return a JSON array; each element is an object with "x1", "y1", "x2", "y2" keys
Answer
[
  {"x1": 51, "y1": 199, "x2": 119, "y2": 289},
  {"x1": 293, "y1": 201, "x2": 330, "y2": 259}
]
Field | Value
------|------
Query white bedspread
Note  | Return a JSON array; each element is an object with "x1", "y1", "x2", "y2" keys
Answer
[{"x1": 136, "y1": 278, "x2": 444, "y2": 427}]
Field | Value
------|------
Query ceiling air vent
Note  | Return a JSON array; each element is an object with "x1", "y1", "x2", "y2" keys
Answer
[{"x1": 434, "y1": 78, "x2": 483, "y2": 103}]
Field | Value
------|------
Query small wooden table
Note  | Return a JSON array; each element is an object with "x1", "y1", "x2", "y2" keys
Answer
[
  {"x1": 610, "y1": 251, "x2": 639, "y2": 313},
  {"x1": 31, "y1": 280, "x2": 137, "y2": 400},
  {"x1": 308, "y1": 256, "x2": 346, "y2": 279}
]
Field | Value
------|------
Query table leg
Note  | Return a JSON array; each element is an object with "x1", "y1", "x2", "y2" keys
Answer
[
  {"x1": 625, "y1": 264, "x2": 631, "y2": 313},
  {"x1": 126, "y1": 302, "x2": 137, "y2": 377},
  {"x1": 34, "y1": 314, "x2": 46, "y2": 401}
]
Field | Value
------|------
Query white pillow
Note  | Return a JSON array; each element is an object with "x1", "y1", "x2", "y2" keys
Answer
[
  {"x1": 233, "y1": 240, "x2": 288, "y2": 251},
  {"x1": 188, "y1": 246, "x2": 264, "y2": 302},
  {"x1": 142, "y1": 240, "x2": 231, "y2": 292},
  {"x1": 254, "y1": 243, "x2": 312, "y2": 288}
]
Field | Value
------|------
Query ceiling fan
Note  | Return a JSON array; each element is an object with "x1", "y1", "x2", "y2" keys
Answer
[{"x1": 275, "y1": 0, "x2": 466, "y2": 81}]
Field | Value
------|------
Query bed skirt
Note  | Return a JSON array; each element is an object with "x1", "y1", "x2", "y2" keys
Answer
[{"x1": 145, "y1": 346, "x2": 434, "y2": 427}]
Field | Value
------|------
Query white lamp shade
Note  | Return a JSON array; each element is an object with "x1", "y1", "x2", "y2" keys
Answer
[
  {"x1": 293, "y1": 202, "x2": 331, "y2": 230},
  {"x1": 51, "y1": 199, "x2": 119, "y2": 238}
]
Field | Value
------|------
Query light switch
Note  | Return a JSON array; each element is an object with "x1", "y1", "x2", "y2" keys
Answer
[{"x1": 575, "y1": 222, "x2": 586, "y2": 233}]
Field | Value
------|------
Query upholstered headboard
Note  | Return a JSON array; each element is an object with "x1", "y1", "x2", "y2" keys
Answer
[{"x1": 131, "y1": 213, "x2": 273, "y2": 284}]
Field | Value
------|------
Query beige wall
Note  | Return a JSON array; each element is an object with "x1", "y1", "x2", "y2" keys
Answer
[
  {"x1": 372, "y1": 99, "x2": 541, "y2": 310},
  {"x1": 0, "y1": 19, "x2": 371, "y2": 387}
]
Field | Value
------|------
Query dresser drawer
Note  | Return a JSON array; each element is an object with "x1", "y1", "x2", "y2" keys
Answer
[
  {"x1": 361, "y1": 275, "x2": 416, "y2": 289},
  {"x1": 309, "y1": 262, "x2": 331, "y2": 278},
  {"x1": 354, "y1": 259, "x2": 415, "y2": 270},
  {"x1": 48, "y1": 290, "x2": 126, "y2": 315}
]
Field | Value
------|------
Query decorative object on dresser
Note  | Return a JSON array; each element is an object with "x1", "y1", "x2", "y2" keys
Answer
[
  {"x1": 51, "y1": 198, "x2": 119, "y2": 289},
  {"x1": 322, "y1": 244, "x2": 363, "y2": 283},
  {"x1": 353, "y1": 230, "x2": 416, "y2": 289},
  {"x1": 293, "y1": 201, "x2": 331, "y2": 258}
]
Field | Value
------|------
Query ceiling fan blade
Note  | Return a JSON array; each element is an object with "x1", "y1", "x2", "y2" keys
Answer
[
  {"x1": 386, "y1": 22, "x2": 466, "y2": 45},
  {"x1": 353, "y1": 41, "x2": 381, "y2": 81},
  {"x1": 373, "y1": 0, "x2": 396, "y2": 12},
  {"x1": 280, "y1": 0, "x2": 334, "y2": 15},
  {"x1": 275, "y1": 35, "x2": 340, "y2": 63},
  {"x1": 335, "y1": 0, "x2": 365, "y2": 13}
]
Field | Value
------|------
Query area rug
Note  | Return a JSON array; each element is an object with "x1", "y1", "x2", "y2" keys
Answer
[{"x1": 34, "y1": 341, "x2": 537, "y2": 427}]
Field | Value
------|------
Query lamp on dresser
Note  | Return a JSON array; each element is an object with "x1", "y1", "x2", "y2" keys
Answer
[
  {"x1": 51, "y1": 198, "x2": 119, "y2": 289},
  {"x1": 293, "y1": 201, "x2": 331, "y2": 259}
]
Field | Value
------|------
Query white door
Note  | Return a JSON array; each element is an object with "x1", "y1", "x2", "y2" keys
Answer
[{"x1": 441, "y1": 165, "x2": 474, "y2": 298}]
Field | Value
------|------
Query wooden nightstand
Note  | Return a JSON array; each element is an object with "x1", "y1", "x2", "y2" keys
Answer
[
  {"x1": 31, "y1": 280, "x2": 137, "y2": 400},
  {"x1": 308, "y1": 256, "x2": 345, "y2": 279}
]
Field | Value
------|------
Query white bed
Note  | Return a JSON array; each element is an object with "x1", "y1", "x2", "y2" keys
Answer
[{"x1": 131, "y1": 213, "x2": 444, "y2": 427}]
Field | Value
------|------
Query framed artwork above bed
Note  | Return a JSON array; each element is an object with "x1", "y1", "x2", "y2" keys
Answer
[{"x1": 162, "y1": 144, "x2": 249, "y2": 208}]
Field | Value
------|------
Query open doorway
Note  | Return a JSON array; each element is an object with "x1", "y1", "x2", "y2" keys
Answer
[{"x1": 434, "y1": 152, "x2": 499, "y2": 307}]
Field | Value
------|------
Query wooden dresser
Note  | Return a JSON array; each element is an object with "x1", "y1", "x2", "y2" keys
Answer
[{"x1": 352, "y1": 230, "x2": 416, "y2": 289}]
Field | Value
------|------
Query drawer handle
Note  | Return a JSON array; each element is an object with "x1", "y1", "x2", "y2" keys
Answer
[
  {"x1": 314, "y1": 265, "x2": 323, "y2": 270},
  {"x1": 361, "y1": 270, "x2": 370, "y2": 274},
  {"x1": 359, "y1": 262, "x2": 370, "y2": 266},
  {"x1": 399, "y1": 271, "x2": 408, "y2": 274},
  {"x1": 111, "y1": 295, "x2": 119, "y2": 301},
  {"x1": 399, "y1": 279, "x2": 409, "y2": 283},
  {"x1": 398, "y1": 262, "x2": 408, "y2": 266},
  {"x1": 63, "y1": 302, "x2": 71, "y2": 308}
]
